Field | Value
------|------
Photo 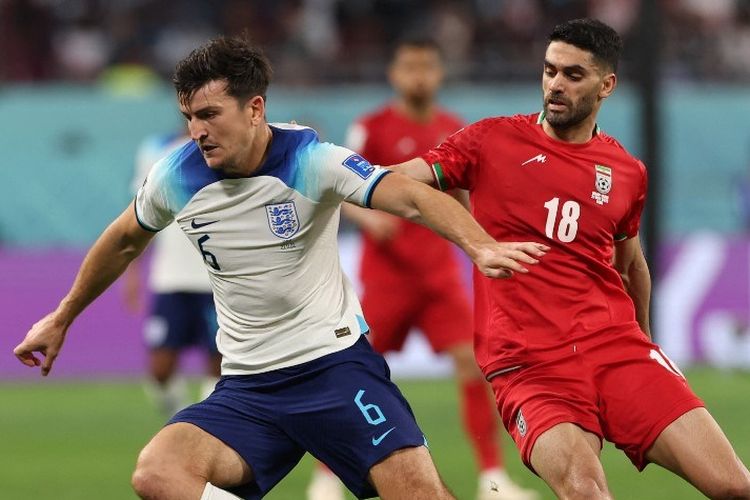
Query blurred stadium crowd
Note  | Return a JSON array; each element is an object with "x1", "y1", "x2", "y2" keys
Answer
[{"x1": 3, "y1": 0, "x2": 750, "y2": 85}]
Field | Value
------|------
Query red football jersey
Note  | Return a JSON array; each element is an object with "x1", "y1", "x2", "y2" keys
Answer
[
  {"x1": 421, "y1": 113, "x2": 648, "y2": 377},
  {"x1": 347, "y1": 104, "x2": 466, "y2": 285}
]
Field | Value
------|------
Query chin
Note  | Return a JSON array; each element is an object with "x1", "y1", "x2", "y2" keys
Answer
[{"x1": 204, "y1": 159, "x2": 223, "y2": 170}]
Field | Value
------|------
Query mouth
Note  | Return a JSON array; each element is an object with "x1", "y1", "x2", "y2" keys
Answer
[
  {"x1": 545, "y1": 96, "x2": 569, "y2": 112},
  {"x1": 200, "y1": 144, "x2": 218, "y2": 155}
]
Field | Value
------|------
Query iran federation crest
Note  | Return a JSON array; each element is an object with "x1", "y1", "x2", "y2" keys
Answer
[
  {"x1": 595, "y1": 164, "x2": 612, "y2": 194},
  {"x1": 266, "y1": 201, "x2": 300, "y2": 239},
  {"x1": 591, "y1": 164, "x2": 612, "y2": 205}
]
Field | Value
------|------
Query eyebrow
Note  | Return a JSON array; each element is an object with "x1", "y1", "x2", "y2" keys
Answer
[
  {"x1": 544, "y1": 59, "x2": 587, "y2": 74},
  {"x1": 180, "y1": 105, "x2": 220, "y2": 119}
]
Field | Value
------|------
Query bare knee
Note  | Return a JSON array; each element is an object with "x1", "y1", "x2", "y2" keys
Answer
[
  {"x1": 555, "y1": 469, "x2": 612, "y2": 500},
  {"x1": 131, "y1": 440, "x2": 205, "y2": 499},
  {"x1": 132, "y1": 446, "x2": 178, "y2": 499},
  {"x1": 703, "y1": 468, "x2": 750, "y2": 500}
]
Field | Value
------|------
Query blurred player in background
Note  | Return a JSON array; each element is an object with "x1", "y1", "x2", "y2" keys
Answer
[
  {"x1": 391, "y1": 18, "x2": 750, "y2": 499},
  {"x1": 14, "y1": 35, "x2": 548, "y2": 499},
  {"x1": 123, "y1": 131, "x2": 221, "y2": 417},
  {"x1": 308, "y1": 38, "x2": 538, "y2": 500}
]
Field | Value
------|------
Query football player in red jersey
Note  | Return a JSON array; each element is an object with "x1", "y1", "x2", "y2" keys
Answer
[
  {"x1": 308, "y1": 38, "x2": 538, "y2": 500},
  {"x1": 390, "y1": 19, "x2": 750, "y2": 500}
]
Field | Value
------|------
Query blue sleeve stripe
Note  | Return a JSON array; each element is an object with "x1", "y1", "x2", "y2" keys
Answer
[
  {"x1": 133, "y1": 197, "x2": 160, "y2": 233},
  {"x1": 363, "y1": 170, "x2": 391, "y2": 208}
]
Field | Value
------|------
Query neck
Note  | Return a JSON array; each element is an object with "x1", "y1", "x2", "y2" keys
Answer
[
  {"x1": 240, "y1": 124, "x2": 273, "y2": 176},
  {"x1": 396, "y1": 97, "x2": 435, "y2": 123},
  {"x1": 541, "y1": 113, "x2": 598, "y2": 144}
]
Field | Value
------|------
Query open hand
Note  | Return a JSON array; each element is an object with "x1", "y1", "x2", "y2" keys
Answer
[{"x1": 473, "y1": 242, "x2": 549, "y2": 278}]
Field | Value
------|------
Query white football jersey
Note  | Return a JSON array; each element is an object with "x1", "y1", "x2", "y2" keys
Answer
[
  {"x1": 132, "y1": 132, "x2": 212, "y2": 293},
  {"x1": 135, "y1": 124, "x2": 390, "y2": 374}
]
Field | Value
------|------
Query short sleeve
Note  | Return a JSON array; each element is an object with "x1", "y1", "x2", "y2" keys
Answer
[
  {"x1": 420, "y1": 118, "x2": 494, "y2": 191},
  {"x1": 313, "y1": 143, "x2": 390, "y2": 208},
  {"x1": 134, "y1": 158, "x2": 178, "y2": 232},
  {"x1": 615, "y1": 161, "x2": 648, "y2": 241}
]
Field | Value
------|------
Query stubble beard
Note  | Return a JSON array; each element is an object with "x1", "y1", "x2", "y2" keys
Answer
[{"x1": 543, "y1": 93, "x2": 596, "y2": 130}]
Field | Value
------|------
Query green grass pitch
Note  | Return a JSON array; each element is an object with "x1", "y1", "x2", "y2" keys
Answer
[{"x1": 1, "y1": 368, "x2": 747, "y2": 499}]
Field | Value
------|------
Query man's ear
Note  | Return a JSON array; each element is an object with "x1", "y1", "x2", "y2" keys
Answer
[
  {"x1": 599, "y1": 73, "x2": 617, "y2": 100},
  {"x1": 246, "y1": 95, "x2": 266, "y2": 123}
]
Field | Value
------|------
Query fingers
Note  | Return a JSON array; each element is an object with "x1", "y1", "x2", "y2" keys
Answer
[
  {"x1": 13, "y1": 342, "x2": 56, "y2": 375},
  {"x1": 477, "y1": 241, "x2": 551, "y2": 279},
  {"x1": 41, "y1": 352, "x2": 58, "y2": 377},
  {"x1": 13, "y1": 347, "x2": 41, "y2": 368},
  {"x1": 510, "y1": 242, "x2": 550, "y2": 256}
]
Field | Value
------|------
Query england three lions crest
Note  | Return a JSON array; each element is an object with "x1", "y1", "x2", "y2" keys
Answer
[
  {"x1": 266, "y1": 201, "x2": 300, "y2": 239},
  {"x1": 591, "y1": 164, "x2": 612, "y2": 205}
]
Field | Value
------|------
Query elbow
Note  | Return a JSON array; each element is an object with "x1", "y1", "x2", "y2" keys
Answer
[{"x1": 401, "y1": 206, "x2": 423, "y2": 224}]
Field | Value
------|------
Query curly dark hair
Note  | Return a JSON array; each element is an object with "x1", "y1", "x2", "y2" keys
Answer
[
  {"x1": 173, "y1": 35, "x2": 272, "y2": 106},
  {"x1": 549, "y1": 18, "x2": 622, "y2": 73}
]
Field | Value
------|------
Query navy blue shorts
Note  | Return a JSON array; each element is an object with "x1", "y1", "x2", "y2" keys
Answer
[
  {"x1": 143, "y1": 292, "x2": 218, "y2": 353},
  {"x1": 168, "y1": 335, "x2": 426, "y2": 499}
]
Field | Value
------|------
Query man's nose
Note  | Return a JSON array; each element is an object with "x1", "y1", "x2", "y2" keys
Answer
[
  {"x1": 188, "y1": 121, "x2": 207, "y2": 141},
  {"x1": 548, "y1": 73, "x2": 566, "y2": 92}
]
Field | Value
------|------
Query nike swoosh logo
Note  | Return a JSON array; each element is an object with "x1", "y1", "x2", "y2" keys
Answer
[
  {"x1": 191, "y1": 219, "x2": 219, "y2": 229},
  {"x1": 371, "y1": 427, "x2": 396, "y2": 446}
]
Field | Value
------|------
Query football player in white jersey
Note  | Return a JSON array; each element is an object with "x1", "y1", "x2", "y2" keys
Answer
[
  {"x1": 123, "y1": 131, "x2": 221, "y2": 417},
  {"x1": 14, "y1": 36, "x2": 548, "y2": 500}
]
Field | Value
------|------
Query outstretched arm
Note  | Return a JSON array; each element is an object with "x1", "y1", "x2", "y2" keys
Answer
[
  {"x1": 613, "y1": 234, "x2": 651, "y2": 338},
  {"x1": 14, "y1": 201, "x2": 156, "y2": 375},
  {"x1": 369, "y1": 172, "x2": 548, "y2": 278},
  {"x1": 388, "y1": 158, "x2": 436, "y2": 185}
]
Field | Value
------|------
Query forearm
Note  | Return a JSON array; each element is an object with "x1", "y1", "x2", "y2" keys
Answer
[
  {"x1": 57, "y1": 211, "x2": 151, "y2": 324},
  {"x1": 382, "y1": 181, "x2": 493, "y2": 259},
  {"x1": 340, "y1": 202, "x2": 370, "y2": 228}
]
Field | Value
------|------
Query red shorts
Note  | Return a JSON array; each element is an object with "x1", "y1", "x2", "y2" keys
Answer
[
  {"x1": 361, "y1": 277, "x2": 472, "y2": 354},
  {"x1": 489, "y1": 327, "x2": 704, "y2": 471}
]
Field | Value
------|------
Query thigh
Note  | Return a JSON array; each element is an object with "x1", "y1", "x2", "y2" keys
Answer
[
  {"x1": 592, "y1": 334, "x2": 703, "y2": 470},
  {"x1": 138, "y1": 422, "x2": 252, "y2": 488},
  {"x1": 281, "y1": 338, "x2": 426, "y2": 498},
  {"x1": 361, "y1": 282, "x2": 419, "y2": 353},
  {"x1": 416, "y1": 282, "x2": 473, "y2": 353},
  {"x1": 145, "y1": 293, "x2": 191, "y2": 350},
  {"x1": 530, "y1": 422, "x2": 609, "y2": 498},
  {"x1": 490, "y1": 354, "x2": 603, "y2": 470},
  {"x1": 646, "y1": 407, "x2": 750, "y2": 496},
  {"x1": 169, "y1": 381, "x2": 306, "y2": 498}
]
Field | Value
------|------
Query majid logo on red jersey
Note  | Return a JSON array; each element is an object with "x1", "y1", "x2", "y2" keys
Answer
[{"x1": 516, "y1": 408, "x2": 527, "y2": 437}]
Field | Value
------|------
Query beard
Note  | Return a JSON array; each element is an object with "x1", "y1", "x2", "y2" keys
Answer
[
  {"x1": 543, "y1": 92, "x2": 597, "y2": 130},
  {"x1": 405, "y1": 91, "x2": 433, "y2": 110}
]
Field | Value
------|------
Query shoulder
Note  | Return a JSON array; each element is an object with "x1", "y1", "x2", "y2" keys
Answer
[
  {"x1": 269, "y1": 122, "x2": 319, "y2": 147},
  {"x1": 597, "y1": 131, "x2": 647, "y2": 174},
  {"x1": 150, "y1": 140, "x2": 199, "y2": 178},
  {"x1": 150, "y1": 141, "x2": 224, "y2": 197},
  {"x1": 453, "y1": 114, "x2": 527, "y2": 139}
]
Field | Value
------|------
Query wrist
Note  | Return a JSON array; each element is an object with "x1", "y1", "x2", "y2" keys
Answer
[{"x1": 54, "y1": 300, "x2": 79, "y2": 328}]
